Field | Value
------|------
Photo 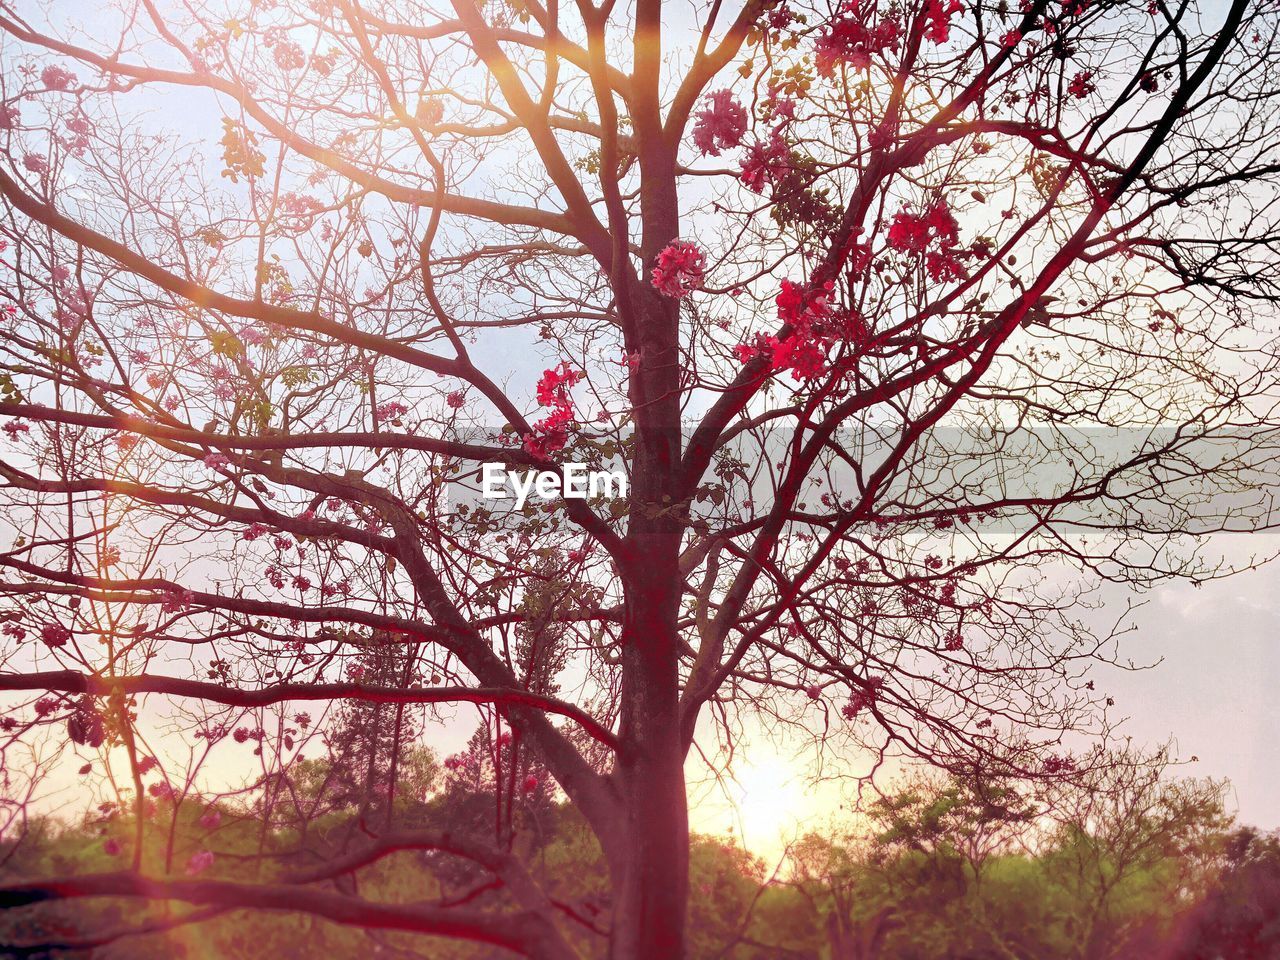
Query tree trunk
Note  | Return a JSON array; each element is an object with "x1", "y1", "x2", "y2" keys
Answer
[{"x1": 608, "y1": 550, "x2": 688, "y2": 959}]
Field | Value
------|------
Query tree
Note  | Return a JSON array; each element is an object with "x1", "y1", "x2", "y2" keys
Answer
[
  {"x1": 1038, "y1": 750, "x2": 1231, "y2": 960},
  {"x1": 1, "y1": 0, "x2": 1278, "y2": 956},
  {"x1": 1171, "y1": 826, "x2": 1280, "y2": 960}
]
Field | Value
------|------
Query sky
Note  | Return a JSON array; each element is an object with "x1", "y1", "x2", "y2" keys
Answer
[{"x1": 680, "y1": 535, "x2": 1280, "y2": 862}]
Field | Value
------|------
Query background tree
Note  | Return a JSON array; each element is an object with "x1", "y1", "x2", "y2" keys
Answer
[{"x1": 1, "y1": 0, "x2": 1279, "y2": 956}]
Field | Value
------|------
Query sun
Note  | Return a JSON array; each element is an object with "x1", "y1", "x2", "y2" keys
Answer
[{"x1": 728, "y1": 755, "x2": 809, "y2": 853}]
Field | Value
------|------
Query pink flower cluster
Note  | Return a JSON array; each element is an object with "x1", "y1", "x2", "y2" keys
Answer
[
  {"x1": 737, "y1": 280, "x2": 867, "y2": 382},
  {"x1": 923, "y1": 0, "x2": 964, "y2": 43},
  {"x1": 1068, "y1": 70, "x2": 1095, "y2": 99},
  {"x1": 841, "y1": 676, "x2": 884, "y2": 720},
  {"x1": 887, "y1": 201, "x2": 966, "y2": 284},
  {"x1": 692, "y1": 90, "x2": 747, "y2": 157},
  {"x1": 376, "y1": 400, "x2": 409, "y2": 424},
  {"x1": 524, "y1": 363, "x2": 582, "y2": 458},
  {"x1": 41, "y1": 624, "x2": 71, "y2": 648},
  {"x1": 40, "y1": 65, "x2": 76, "y2": 91},
  {"x1": 814, "y1": 0, "x2": 901, "y2": 76},
  {"x1": 739, "y1": 128, "x2": 791, "y2": 194},
  {"x1": 1043, "y1": 753, "x2": 1076, "y2": 775},
  {"x1": 650, "y1": 241, "x2": 705, "y2": 299}
]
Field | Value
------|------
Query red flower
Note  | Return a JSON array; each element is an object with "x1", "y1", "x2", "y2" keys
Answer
[
  {"x1": 650, "y1": 241, "x2": 706, "y2": 298},
  {"x1": 525, "y1": 364, "x2": 582, "y2": 457},
  {"x1": 739, "y1": 129, "x2": 791, "y2": 194},
  {"x1": 692, "y1": 91, "x2": 747, "y2": 157},
  {"x1": 1001, "y1": 29, "x2": 1022, "y2": 47},
  {"x1": 41, "y1": 624, "x2": 70, "y2": 648},
  {"x1": 841, "y1": 676, "x2": 884, "y2": 720},
  {"x1": 815, "y1": 0, "x2": 900, "y2": 76},
  {"x1": 923, "y1": 0, "x2": 964, "y2": 43},
  {"x1": 925, "y1": 202, "x2": 960, "y2": 246},
  {"x1": 273, "y1": 42, "x2": 306, "y2": 72},
  {"x1": 888, "y1": 212, "x2": 930, "y2": 253},
  {"x1": 1068, "y1": 70, "x2": 1094, "y2": 99},
  {"x1": 926, "y1": 250, "x2": 965, "y2": 283},
  {"x1": 40, "y1": 65, "x2": 76, "y2": 91}
]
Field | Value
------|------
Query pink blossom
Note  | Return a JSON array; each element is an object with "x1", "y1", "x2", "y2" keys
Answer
[
  {"x1": 691, "y1": 90, "x2": 747, "y2": 156},
  {"x1": 446, "y1": 389, "x2": 467, "y2": 408},
  {"x1": 103, "y1": 838, "x2": 122, "y2": 856},
  {"x1": 203, "y1": 453, "x2": 230, "y2": 469},
  {"x1": 185, "y1": 849, "x2": 215, "y2": 876},
  {"x1": 198, "y1": 808, "x2": 222, "y2": 830},
  {"x1": 925, "y1": 202, "x2": 960, "y2": 247},
  {"x1": 40, "y1": 624, "x2": 70, "y2": 648},
  {"x1": 923, "y1": 0, "x2": 964, "y2": 43},
  {"x1": 1068, "y1": 70, "x2": 1095, "y2": 99},
  {"x1": 242, "y1": 522, "x2": 269, "y2": 541},
  {"x1": 160, "y1": 589, "x2": 194, "y2": 614},
  {"x1": 887, "y1": 212, "x2": 931, "y2": 253},
  {"x1": 841, "y1": 676, "x2": 884, "y2": 720},
  {"x1": 524, "y1": 363, "x2": 583, "y2": 457},
  {"x1": 747, "y1": 280, "x2": 868, "y2": 381},
  {"x1": 272, "y1": 42, "x2": 306, "y2": 72},
  {"x1": 926, "y1": 250, "x2": 965, "y2": 283},
  {"x1": 376, "y1": 400, "x2": 409, "y2": 423},
  {"x1": 22, "y1": 154, "x2": 49, "y2": 175},
  {"x1": 1043, "y1": 754, "x2": 1075, "y2": 775},
  {"x1": 40, "y1": 65, "x2": 76, "y2": 90},
  {"x1": 739, "y1": 129, "x2": 791, "y2": 194},
  {"x1": 0, "y1": 105, "x2": 19, "y2": 130},
  {"x1": 650, "y1": 241, "x2": 705, "y2": 299},
  {"x1": 814, "y1": 0, "x2": 900, "y2": 75},
  {"x1": 887, "y1": 201, "x2": 966, "y2": 284}
]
